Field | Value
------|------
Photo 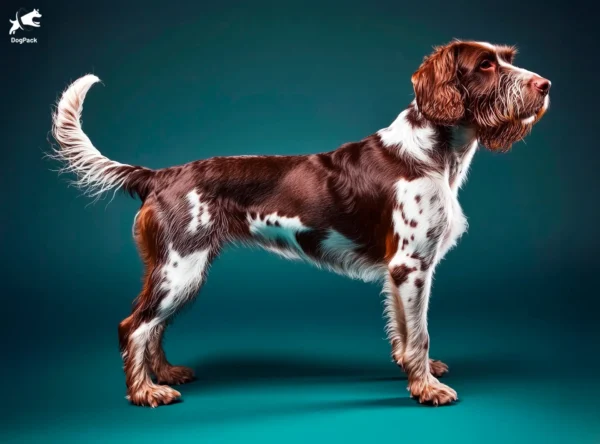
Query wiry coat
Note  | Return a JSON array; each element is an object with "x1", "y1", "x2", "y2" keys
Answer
[{"x1": 50, "y1": 40, "x2": 550, "y2": 407}]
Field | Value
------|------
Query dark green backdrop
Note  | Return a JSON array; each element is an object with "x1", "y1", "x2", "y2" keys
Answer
[{"x1": 2, "y1": 0, "x2": 599, "y2": 442}]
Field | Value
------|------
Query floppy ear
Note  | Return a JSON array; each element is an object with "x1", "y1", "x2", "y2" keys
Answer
[{"x1": 411, "y1": 43, "x2": 464, "y2": 125}]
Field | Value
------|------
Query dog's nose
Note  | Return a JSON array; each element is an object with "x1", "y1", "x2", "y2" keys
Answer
[{"x1": 531, "y1": 76, "x2": 551, "y2": 95}]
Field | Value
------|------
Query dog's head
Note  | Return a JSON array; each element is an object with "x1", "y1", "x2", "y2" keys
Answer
[
  {"x1": 411, "y1": 40, "x2": 550, "y2": 151},
  {"x1": 30, "y1": 9, "x2": 42, "y2": 20}
]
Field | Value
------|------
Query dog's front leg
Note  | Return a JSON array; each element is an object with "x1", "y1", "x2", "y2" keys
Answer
[
  {"x1": 385, "y1": 276, "x2": 449, "y2": 378},
  {"x1": 388, "y1": 261, "x2": 457, "y2": 406},
  {"x1": 384, "y1": 283, "x2": 407, "y2": 365}
]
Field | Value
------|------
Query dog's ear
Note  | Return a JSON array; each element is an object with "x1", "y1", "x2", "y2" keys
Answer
[{"x1": 411, "y1": 43, "x2": 464, "y2": 125}]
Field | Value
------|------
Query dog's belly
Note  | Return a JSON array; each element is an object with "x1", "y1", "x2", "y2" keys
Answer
[{"x1": 246, "y1": 212, "x2": 386, "y2": 282}]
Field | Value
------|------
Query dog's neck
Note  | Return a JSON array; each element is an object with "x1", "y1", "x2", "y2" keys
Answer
[{"x1": 377, "y1": 101, "x2": 479, "y2": 193}]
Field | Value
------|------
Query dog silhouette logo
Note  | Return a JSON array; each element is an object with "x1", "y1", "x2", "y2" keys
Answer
[{"x1": 9, "y1": 8, "x2": 42, "y2": 35}]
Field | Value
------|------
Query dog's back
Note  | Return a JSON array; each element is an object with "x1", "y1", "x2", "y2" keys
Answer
[{"x1": 52, "y1": 75, "x2": 413, "y2": 277}]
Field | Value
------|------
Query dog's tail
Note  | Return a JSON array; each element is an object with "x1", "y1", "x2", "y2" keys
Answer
[{"x1": 51, "y1": 74, "x2": 155, "y2": 201}]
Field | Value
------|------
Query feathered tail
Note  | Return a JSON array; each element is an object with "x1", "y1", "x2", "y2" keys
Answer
[{"x1": 51, "y1": 74, "x2": 155, "y2": 201}]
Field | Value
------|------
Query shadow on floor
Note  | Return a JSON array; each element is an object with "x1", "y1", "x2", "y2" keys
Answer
[
  {"x1": 186, "y1": 353, "x2": 398, "y2": 393},
  {"x1": 361, "y1": 353, "x2": 534, "y2": 384},
  {"x1": 184, "y1": 352, "x2": 533, "y2": 393}
]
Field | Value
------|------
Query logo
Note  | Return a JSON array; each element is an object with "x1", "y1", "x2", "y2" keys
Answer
[{"x1": 9, "y1": 8, "x2": 41, "y2": 43}]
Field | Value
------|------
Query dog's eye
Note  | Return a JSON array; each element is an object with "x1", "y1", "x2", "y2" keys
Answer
[{"x1": 479, "y1": 60, "x2": 495, "y2": 71}]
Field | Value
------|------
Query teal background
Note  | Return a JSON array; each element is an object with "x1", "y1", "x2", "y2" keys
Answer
[{"x1": 2, "y1": 0, "x2": 599, "y2": 442}]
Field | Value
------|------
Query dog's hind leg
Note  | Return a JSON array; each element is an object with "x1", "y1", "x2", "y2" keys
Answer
[
  {"x1": 118, "y1": 203, "x2": 220, "y2": 407},
  {"x1": 145, "y1": 322, "x2": 195, "y2": 386}
]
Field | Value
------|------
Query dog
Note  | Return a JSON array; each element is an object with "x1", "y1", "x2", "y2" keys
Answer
[
  {"x1": 50, "y1": 40, "x2": 550, "y2": 407},
  {"x1": 9, "y1": 9, "x2": 41, "y2": 35}
]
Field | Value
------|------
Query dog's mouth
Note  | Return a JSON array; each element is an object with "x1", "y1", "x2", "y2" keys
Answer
[
  {"x1": 475, "y1": 93, "x2": 550, "y2": 152},
  {"x1": 520, "y1": 95, "x2": 550, "y2": 125}
]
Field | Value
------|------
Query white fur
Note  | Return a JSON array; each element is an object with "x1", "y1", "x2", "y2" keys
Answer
[
  {"x1": 384, "y1": 119, "x2": 475, "y2": 269},
  {"x1": 390, "y1": 178, "x2": 446, "y2": 268},
  {"x1": 439, "y1": 184, "x2": 469, "y2": 258},
  {"x1": 452, "y1": 142, "x2": 478, "y2": 193},
  {"x1": 124, "y1": 245, "x2": 210, "y2": 373},
  {"x1": 382, "y1": 119, "x2": 475, "y2": 357},
  {"x1": 476, "y1": 41, "x2": 496, "y2": 51},
  {"x1": 497, "y1": 55, "x2": 542, "y2": 80},
  {"x1": 132, "y1": 210, "x2": 141, "y2": 238},
  {"x1": 477, "y1": 42, "x2": 542, "y2": 80},
  {"x1": 247, "y1": 212, "x2": 385, "y2": 282},
  {"x1": 320, "y1": 230, "x2": 386, "y2": 282},
  {"x1": 387, "y1": 133, "x2": 473, "y2": 267},
  {"x1": 522, "y1": 95, "x2": 550, "y2": 124},
  {"x1": 450, "y1": 127, "x2": 479, "y2": 194},
  {"x1": 263, "y1": 245, "x2": 304, "y2": 261},
  {"x1": 51, "y1": 75, "x2": 136, "y2": 201},
  {"x1": 521, "y1": 115, "x2": 536, "y2": 125},
  {"x1": 248, "y1": 212, "x2": 309, "y2": 253},
  {"x1": 159, "y1": 246, "x2": 210, "y2": 315},
  {"x1": 386, "y1": 174, "x2": 466, "y2": 358},
  {"x1": 186, "y1": 189, "x2": 212, "y2": 233},
  {"x1": 377, "y1": 102, "x2": 437, "y2": 164},
  {"x1": 128, "y1": 318, "x2": 161, "y2": 373},
  {"x1": 245, "y1": 211, "x2": 308, "y2": 261},
  {"x1": 382, "y1": 280, "x2": 404, "y2": 352},
  {"x1": 497, "y1": 53, "x2": 551, "y2": 123}
]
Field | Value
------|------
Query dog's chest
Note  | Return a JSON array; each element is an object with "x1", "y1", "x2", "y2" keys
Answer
[
  {"x1": 437, "y1": 189, "x2": 468, "y2": 255},
  {"x1": 392, "y1": 176, "x2": 468, "y2": 260}
]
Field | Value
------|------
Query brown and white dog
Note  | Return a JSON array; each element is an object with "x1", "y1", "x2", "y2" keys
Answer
[{"x1": 51, "y1": 40, "x2": 550, "y2": 407}]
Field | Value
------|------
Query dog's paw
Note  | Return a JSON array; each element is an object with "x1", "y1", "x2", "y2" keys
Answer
[
  {"x1": 429, "y1": 359, "x2": 449, "y2": 377},
  {"x1": 156, "y1": 365, "x2": 195, "y2": 385},
  {"x1": 409, "y1": 377, "x2": 457, "y2": 406},
  {"x1": 127, "y1": 384, "x2": 181, "y2": 408},
  {"x1": 396, "y1": 358, "x2": 449, "y2": 378}
]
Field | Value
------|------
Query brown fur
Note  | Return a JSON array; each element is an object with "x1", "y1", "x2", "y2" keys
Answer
[
  {"x1": 412, "y1": 41, "x2": 549, "y2": 151},
  {"x1": 51, "y1": 40, "x2": 550, "y2": 408},
  {"x1": 412, "y1": 43, "x2": 465, "y2": 125}
]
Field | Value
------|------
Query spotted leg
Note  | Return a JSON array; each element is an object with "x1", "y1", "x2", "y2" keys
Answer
[
  {"x1": 387, "y1": 257, "x2": 456, "y2": 405},
  {"x1": 384, "y1": 280, "x2": 448, "y2": 378},
  {"x1": 386, "y1": 180, "x2": 457, "y2": 405}
]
